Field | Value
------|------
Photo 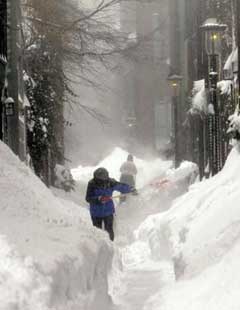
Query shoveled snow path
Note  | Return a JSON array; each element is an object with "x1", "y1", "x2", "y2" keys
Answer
[
  {"x1": 113, "y1": 262, "x2": 174, "y2": 310},
  {"x1": 110, "y1": 192, "x2": 176, "y2": 310}
]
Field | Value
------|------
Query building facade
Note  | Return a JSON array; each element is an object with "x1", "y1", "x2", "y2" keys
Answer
[
  {"x1": 120, "y1": 0, "x2": 172, "y2": 155},
  {"x1": 169, "y1": 0, "x2": 238, "y2": 176},
  {"x1": 0, "y1": 0, "x2": 27, "y2": 160}
]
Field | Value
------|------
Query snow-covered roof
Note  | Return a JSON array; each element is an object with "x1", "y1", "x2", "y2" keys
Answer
[
  {"x1": 200, "y1": 18, "x2": 227, "y2": 31},
  {"x1": 224, "y1": 50, "x2": 234, "y2": 71},
  {"x1": 224, "y1": 48, "x2": 238, "y2": 76},
  {"x1": 232, "y1": 47, "x2": 238, "y2": 63},
  {"x1": 232, "y1": 48, "x2": 238, "y2": 73}
]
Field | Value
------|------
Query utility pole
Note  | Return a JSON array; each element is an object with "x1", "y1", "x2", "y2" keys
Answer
[{"x1": 6, "y1": 0, "x2": 19, "y2": 155}]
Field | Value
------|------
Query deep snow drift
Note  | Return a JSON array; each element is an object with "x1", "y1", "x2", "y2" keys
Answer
[
  {"x1": 0, "y1": 143, "x2": 181, "y2": 310},
  {"x1": 2, "y1": 139, "x2": 240, "y2": 310},
  {"x1": 129, "y1": 144, "x2": 240, "y2": 310},
  {"x1": 0, "y1": 141, "x2": 114, "y2": 310}
]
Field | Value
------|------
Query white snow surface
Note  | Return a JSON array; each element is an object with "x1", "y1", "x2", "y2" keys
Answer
[
  {"x1": 0, "y1": 141, "x2": 114, "y2": 310},
  {"x1": 2, "y1": 137, "x2": 240, "y2": 310},
  {"x1": 132, "y1": 144, "x2": 240, "y2": 310}
]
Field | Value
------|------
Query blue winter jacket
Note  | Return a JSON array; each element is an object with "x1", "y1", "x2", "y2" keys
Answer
[{"x1": 85, "y1": 178, "x2": 131, "y2": 217}]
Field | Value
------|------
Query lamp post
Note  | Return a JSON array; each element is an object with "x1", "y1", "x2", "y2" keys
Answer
[
  {"x1": 4, "y1": 97, "x2": 15, "y2": 116},
  {"x1": 0, "y1": 57, "x2": 7, "y2": 141},
  {"x1": 167, "y1": 74, "x2": 183, "y2": 168},
  {"x1": 200, "y1": 18, "x2": 227, "y2": 176},
  {"x1": 125, "y1": 115, "x2": 137, "y2": 151},
  {"x1": 237, "y1": 0, "x2": 240, "y2": 109},
  {"x1": 6, "y1": 0, "x2": 20, "y2": 155}
]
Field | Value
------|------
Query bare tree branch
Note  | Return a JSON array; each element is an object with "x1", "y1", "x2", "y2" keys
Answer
[{"x1": 63, "y1": 0, "x2": 120, "y2": 31}]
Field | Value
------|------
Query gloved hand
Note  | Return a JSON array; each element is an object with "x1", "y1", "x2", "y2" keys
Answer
[{"x1": 98, "y1": 196, "x2": 112, "y2": 203}]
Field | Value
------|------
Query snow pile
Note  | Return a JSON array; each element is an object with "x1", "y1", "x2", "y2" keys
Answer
[
  {"x1": 110, "y1": 160, "x2": 200, "y2": 309},
  {"x1": 134, "y1": 144, "x2": 240, "y2": 310},
  {"x1": 112, "y1": 160, "x2": 199, "y2": 265},
  {"x1": 165, "y1": 161, "x2": 198, "y2": 184},
  {"x1": 72, "y1": 147, "x2": 172, "y2": 189},
  {"x1": 0, "y1": 141, "x2": 114, "y2": 310},
  {"x1": 148, "y1": 161, "x2": 199, "y2": 204}
]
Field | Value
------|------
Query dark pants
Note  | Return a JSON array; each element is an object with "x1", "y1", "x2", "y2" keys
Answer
[{"x1": 91, "y1": 215, "x2": 114, "y2": 241}]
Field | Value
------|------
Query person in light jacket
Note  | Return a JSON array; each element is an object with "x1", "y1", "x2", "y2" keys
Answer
[{"x1": 119, "y1": 154, "x2": 138, "y2": 202}]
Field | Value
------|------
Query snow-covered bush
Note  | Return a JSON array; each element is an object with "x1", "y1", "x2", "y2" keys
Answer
[
  {"x1": 227, "y1": 110, "x2": 240, "y2": 141},
  {"x1": 54, "y1": 164, "x2": 75, "y2": 192},
  {"x1": 217, "y1": 80, "x2": 233, "y2": 96},
  {"x1": 190, "y1": 80, "x2": 207, "y2": 115}
]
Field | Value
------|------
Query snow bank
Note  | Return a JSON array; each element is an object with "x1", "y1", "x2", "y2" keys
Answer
[
  {"x1": 103, "y1": 160, "x2": 198, "y2": 274},
  {"x1": 0, "y1": 235, "x2": 51, "y2": 310},
  {"x1": 0, "y1": 141, "x2": 114, "y2": 310},
  {"x1": 134, "y1": 144, "x2": 240, "y2": 310}
]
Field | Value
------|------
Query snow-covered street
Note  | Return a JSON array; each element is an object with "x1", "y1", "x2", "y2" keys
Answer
[{"x1": 2, "y1": 0, "x2": 240, "y2": 309}]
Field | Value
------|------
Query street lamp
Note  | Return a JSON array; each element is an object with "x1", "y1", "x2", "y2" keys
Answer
[
  {"x1": 126, "y1": 116, "x2": 136, "y2": 128},
  {"x1": 167, "y1": 74, "x2": 183, "y2": 168},
  {"x1": 167, "y1": 74, "x2": 183, "y2": 94},
  {"x1": 200, "y1": 18, "x2": 227, "y2": 176},
  {"x1": 4, "y1": 97, "x2": 15, "y2": 116},
  {"x1": 200, "y1": 18, "x2": 227, "y2": 57},
  {"x1": 0, "y1": 57, "x2": 7, "y2": 141},
  {"x1": 125, "y1": 115, "x2": 137, "y2": 150}
]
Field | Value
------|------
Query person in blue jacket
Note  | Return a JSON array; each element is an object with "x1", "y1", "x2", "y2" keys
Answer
[{"x1": 85, "y1": 167, "x2": 132, "y2": 241}]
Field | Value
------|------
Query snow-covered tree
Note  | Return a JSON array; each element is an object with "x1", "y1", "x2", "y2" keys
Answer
[
  {"x1": 227, "y1": 109, "x2": 240, "y2": 142},
  {"x1": 23, "y1": 0, "x2": 67, "y2": 184},
  {"x1": 22, "y1": 0, "x2": 161, "y2": 184}
]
